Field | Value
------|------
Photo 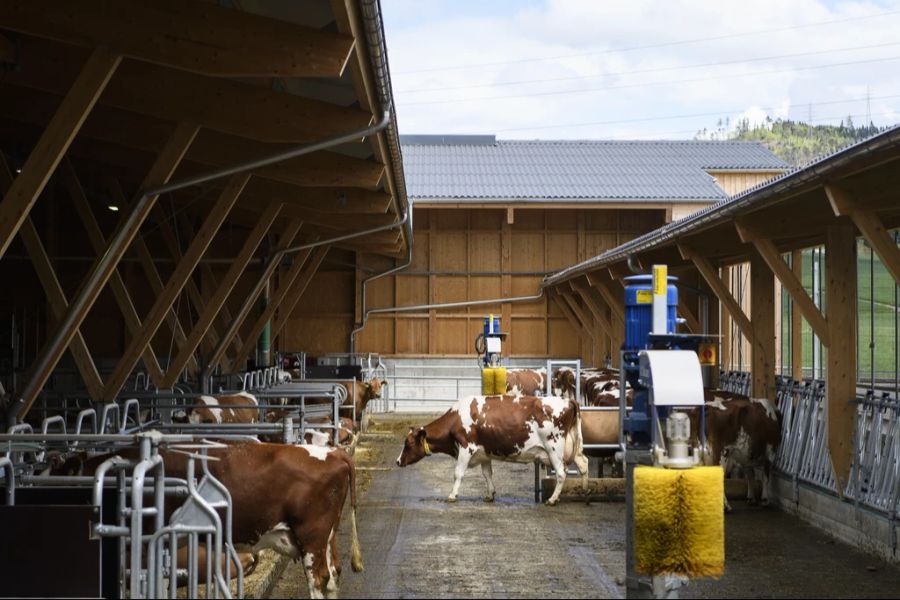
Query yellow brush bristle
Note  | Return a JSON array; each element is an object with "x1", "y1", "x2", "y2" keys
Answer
[{"x1": 633, "y1": 466, "x2": 725, "y2": 578}]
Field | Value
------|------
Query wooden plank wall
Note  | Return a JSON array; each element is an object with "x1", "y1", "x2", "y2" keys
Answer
[{"x1": 344, "y1": 206, "x2": 666, "y2": 360}]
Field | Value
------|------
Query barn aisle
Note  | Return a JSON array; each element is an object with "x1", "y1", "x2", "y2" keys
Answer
[
  {"x1": 268, "y1": 413, "x2": 900, "y2": 599},
  {"x1": 269, "y1": 413, "x2": 626, "y2": 599}
]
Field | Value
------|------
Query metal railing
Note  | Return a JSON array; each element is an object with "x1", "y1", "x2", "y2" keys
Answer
[
  {"x1": 728, "y1": 369, "x2": 900, "y2": 519},
  {"x1": 0, "y1": 432, "x2": 240, "y2": 599}
]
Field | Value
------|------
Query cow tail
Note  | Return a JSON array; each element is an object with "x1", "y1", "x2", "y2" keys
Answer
[{"x1": 346, "y1": 454, "x2": 364, "y2": 572}]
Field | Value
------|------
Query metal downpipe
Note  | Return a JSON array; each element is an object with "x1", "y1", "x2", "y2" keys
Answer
[{"x1": 20, "y1": 111, "x2": 393, "y2": 414}]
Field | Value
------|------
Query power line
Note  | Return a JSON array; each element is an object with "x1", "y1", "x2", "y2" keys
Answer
[
  {"x1": 491, "y1": 93, "x2": 900, "y2": 134},
  {"x1": 399, "y1": 41, "x2": 900, "y2": 95},
  {"x1": 402, "y1": 54, "x2": 900, "y2": 106},
  {"x1": 394, "y1": 9, "x2": 900, "y2": 75},
  {"x1": 510, "y1": 109, "x2": 895, "y2": 140}
]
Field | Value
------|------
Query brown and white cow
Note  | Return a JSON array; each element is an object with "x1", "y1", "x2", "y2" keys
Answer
[
  {"x1": 505, "y1": 368, "x2": 547, "y2": 396},
  {"x1": 180, "y1": 392, "x2": 260, "y2": 424},
  {"x1": 58, "y1": 442, "x2": 363, "y2": 598},
  {"x1": 396, "y1": 395, "x2": 589, "y2": 505},
  {"x1": 341, "y1": 378, "x2": 387, "y2": 423},
  {"x1": 698, "y1": 391, "x2": 782, "y2": 510}
]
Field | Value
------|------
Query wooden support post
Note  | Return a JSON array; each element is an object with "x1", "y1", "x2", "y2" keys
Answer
[
  {"x1": 0, "y1": 47, "x2": 120, "y2": 259},
  {"x1": 106, "y1": 179, "x2": 199, "y2": 373},
  {"x1": 791, "y1": 251, "x2": 803, "y2": 380},
  {"x1": 750, "y1": 252, "x2": 776, "y2": 401},
  {"x1": 721, "y1": 266, "x2": 733, "y2": 370},
  {"x1": 270, "y1": 246, "x2": 331, "y2": 343},
  {"x1": 162, "y1": 203, "x2": 283, "y2": 387},
  {"x1": 736, "y1": 220, "x2": 830, "y2": 346},
  {"x1": 825, "y1": 223, "x2": 858, "y2": 490},
  {"x1": 427, "y1": 216, "x2": 436, "y2": 355},
  {"x1": 102, "y1": 174, "x2": 247, "y2": 401},
  {"x1": 62, "y1": 161, "x2": 167, "y2": 384},
  {"x1": 18, "y1": 123, "x2": 198, "y2": 414},
  {"x1": 0, "y1": 157, "x2": 104, "y2": 399},
  {"x1": 679, "y1": 244, "x2": 757, "y2": 348},
  {"x1": 827, "y1": 184, "x2": 900, "y2": 286},
  {"x1": 231, "y1": 247, "x2": 315, "y2": 370}
]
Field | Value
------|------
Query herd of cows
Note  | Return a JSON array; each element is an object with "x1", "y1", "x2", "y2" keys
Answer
[{"x1": 42, "y1": 367, "x2": 780, "y2": 597}]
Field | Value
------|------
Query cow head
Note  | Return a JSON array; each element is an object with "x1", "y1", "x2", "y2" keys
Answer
[
  {"x1": 364, "y1": 379, "x2": 388, "y2": 398},
  {"x1": 396, "y1": 426, "x2": 429, "y2": 467}
]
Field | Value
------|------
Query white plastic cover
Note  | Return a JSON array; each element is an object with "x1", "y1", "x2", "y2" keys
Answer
[
  {"x1": 638, "y1": 350, "x2": 704, "y2": 406},
  {"x1": 486, "y1": 337, "x2": 502, "y2": 353}
]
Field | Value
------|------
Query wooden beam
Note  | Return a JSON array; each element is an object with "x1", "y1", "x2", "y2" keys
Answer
[
  {"x1": 570, "y1": 280, "x2": 614, "y2": 363},
  {"x1": 677, "y1": 298, "x2": 702, "y2": 334},
  {"x1": 0, "y1": 86, "x2": 386, "y2": 190},
  {"x1": 551, "y1": 292, "x2": 588, "y2": 345},
  {"x1": 586, "y1": 272, "x2": 625, "y2": 324},
  {"x1": 570, "y1": 280, "x2": 614, "y2": 336},
  {"x1": 269, "y1": 246, "x2": 331, "y2": 343},
  {"x1": 62, "y1": 160, "x2": 168, "y2": 384},
  {"x1": 106, "y1": 178, "x2": 200, "y2": 373},
  {"x1": 19, "y1": 122, "x2": 198, "y2": 414},
  {"x1": 7, "y1": 38, "x2": 371, "y2": 143},
  {"x1": 231, "y1": 247, "x2": 315, "y2": 371},
  {"x1": 791, "y1": 251, "x2": 804, "y2": 380},
  {"x1": 161, "y1": 208, "x2": 292, "y2": 387},
  {"x1": 0, "y1": 46, "x2": 119, "y2": 259},
  {"x1": 750, "y1": 252, "x2": 776, "y2": 401},
  {"x1": 235, "y1": 246, "x2": 331, "y2": 368},
  {"x1": 559, "y1": 291, "x2": 597, "y2": 343},
  {"x1": 2, "y1": 0, "x2": 354, "y2": 78},
  {"x1": 825, "y1": 223, "x2": 857, "y2": 490},
  {"x1": 0, "y1": 156, "x2": 104, "y2": 399},
  {"x1": 736, "y1": 220, "x2": 830, "y2": 346},
  {"x1": 827, "y1": 184, "x2": 900, "y2": 287},
  {"x1": 248, "y1": 180, "x2": 392, "y2": 213},
  {"x1": 103, "y1": 174, "x2": 248, "y2": 400},
  {"x1": 679, "y1": 244, "x2": 757, "y2": 348},
  {"x1": 211, "y1": 221, "x2": 304, "y2": 373}
]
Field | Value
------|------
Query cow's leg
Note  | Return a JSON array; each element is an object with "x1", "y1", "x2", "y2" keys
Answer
[
  {"x1": 544, "y1": 448, "x2": 568, "y2": 506},
  {"x1": 302, "y1": 549, "x2": 333, "y2": 600},
  {"x1": 324, "y1": 529, "x2": 340, "y2": 599},
  {"x1": 745, "y1": 467, "x2": 758, "y2": 506},
  {"x1": 447, "y1": 449, "x2": 473, "y2": 502},
  {"x1": 481, "y1": 461, "x2": 496, "y2": 502},
  {"x1": 721, "y1": 452, "x2": 733, "y2": 512},
  {"x1": 758, "y1": 464, "x2": 772, "y2": 507}
]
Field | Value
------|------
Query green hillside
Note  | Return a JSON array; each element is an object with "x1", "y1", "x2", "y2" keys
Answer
[{"x1": 696, "y1": 116, "x2": 889, "y2": 167}]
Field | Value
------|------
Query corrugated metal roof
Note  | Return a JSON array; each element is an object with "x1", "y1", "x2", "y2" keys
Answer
[
  {"x1": 542, "y1": 124, "x2": 900, "y2": 287},
  {"x1": 400, "y1": 136, "x2": 789, "y2": 202}
]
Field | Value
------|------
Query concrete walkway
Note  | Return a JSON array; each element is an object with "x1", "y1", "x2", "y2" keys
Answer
[{"x1": 268, "y1": 414, "x2": 900, "y2": 599}]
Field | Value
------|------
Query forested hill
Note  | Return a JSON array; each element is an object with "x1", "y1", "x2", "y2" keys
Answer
[{"x1": 696, "y1": 117, "x2": 891, "y2": 167}]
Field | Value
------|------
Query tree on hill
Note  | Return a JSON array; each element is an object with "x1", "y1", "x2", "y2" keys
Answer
[{"x1": 695, "y1": 116, "x2": 890, "y2": 166}]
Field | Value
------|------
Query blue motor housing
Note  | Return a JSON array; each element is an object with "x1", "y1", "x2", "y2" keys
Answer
[
  {"x1": 483, "y1": 315, "x2": 500, "y2": 337},
  {"x1": 623, "y1": 274, "x2": 678, "y2": 351}
]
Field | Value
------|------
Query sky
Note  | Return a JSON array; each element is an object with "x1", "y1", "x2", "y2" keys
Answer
[{"x1": 380, "y1": 0, "x2": 900, "y2": 139}]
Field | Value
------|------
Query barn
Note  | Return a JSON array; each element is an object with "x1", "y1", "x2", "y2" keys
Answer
[{"x1": 2, "y1": 2, "x2": 900, "y2": 599}]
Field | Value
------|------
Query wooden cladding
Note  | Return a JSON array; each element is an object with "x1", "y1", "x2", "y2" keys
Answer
[{"x1": 320, "y1": 206, "x2": 668, "y2": 358}]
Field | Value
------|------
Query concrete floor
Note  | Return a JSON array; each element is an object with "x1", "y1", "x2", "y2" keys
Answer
[{"x1": 268, "y1": 414, "x2": 900, "y2": 599}]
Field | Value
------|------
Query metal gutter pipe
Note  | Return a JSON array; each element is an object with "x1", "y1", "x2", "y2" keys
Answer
[{"x1": 20, "y1": 111, "x2": 395, "y2": 414}]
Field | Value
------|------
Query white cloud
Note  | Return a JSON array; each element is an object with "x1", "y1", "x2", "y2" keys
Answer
[{"x1": 382, "y1": 0, "x2": 900, "y2": 139}]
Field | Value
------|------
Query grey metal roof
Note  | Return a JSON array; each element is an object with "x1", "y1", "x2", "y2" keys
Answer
[
  {"x1": 400, "y1": 136, "x2": 788, "y2": 202},
  {"x1": 543, "y1": 124, "x2": 900, "y2": 287}
]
